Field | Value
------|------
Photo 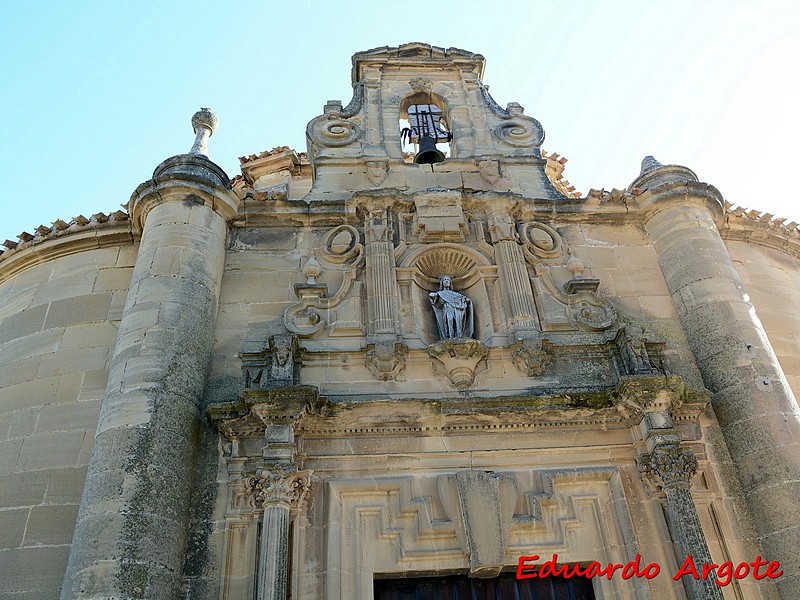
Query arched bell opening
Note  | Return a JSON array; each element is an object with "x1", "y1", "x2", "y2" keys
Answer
[{"x1": 399, "y1": 91, "x2": 453, "y2": 165}]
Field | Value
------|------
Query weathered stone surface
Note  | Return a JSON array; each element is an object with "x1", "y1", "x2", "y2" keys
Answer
[{"x1": 0, "y1": 45, "x2": 797, "y2": 600}]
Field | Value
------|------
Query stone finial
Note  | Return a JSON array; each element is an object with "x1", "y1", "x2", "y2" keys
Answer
[
  {"x1": 640, "y1": 155, "x2": 663, "y2": 175},
  {"x1": 190, "y1": 107, "x2": 218, "y2": 156}
]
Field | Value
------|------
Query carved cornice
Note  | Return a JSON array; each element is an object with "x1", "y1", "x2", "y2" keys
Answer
[
  {"x1": 208, "y1": 385, "x2": 326, "y2": 439},
  {"x1": 352, "y1": 43, "x2": 485, "y2": 83},
  {"x1": 633, "y1": 179, "x2": 725, "y2": 223},
  {"x1": 128, "y1": 154, "x2": 241, "y2": 231},
  {"x1": 294, "y1": 376, "x2": 710, "y2": 437},
  {"x1": 720, "y1": 203, "x2": 800, "y2": 259},
  {"x1": 0, "y1": 217, "x2": 135, "y2": 285}
]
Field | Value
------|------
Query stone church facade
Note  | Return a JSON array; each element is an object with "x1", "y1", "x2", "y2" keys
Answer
[{"x1": 1, "y1": 44, "x2": 799, "y2": 599}]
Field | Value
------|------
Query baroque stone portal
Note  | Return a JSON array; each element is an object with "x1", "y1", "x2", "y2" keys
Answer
[{"x1": 429, "y1": 275, "x2": 473, "y2": 340}]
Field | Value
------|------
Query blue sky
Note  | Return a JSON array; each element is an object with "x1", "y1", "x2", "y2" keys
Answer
[{"x1": 1, "y1": 1, "x2": 798, "y2": 241}]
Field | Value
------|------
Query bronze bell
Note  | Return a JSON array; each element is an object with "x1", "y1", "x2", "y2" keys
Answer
[{"x1": 414, "y1": 135, "x2": 446, "y2": 165}]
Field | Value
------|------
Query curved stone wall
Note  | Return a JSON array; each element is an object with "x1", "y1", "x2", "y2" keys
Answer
[
  {"x1": 0, "y1": 242, "x2": 135, "y2": 599},
  {"x1": 726, "y1": 239, "x2": 800, "y2": 399}
]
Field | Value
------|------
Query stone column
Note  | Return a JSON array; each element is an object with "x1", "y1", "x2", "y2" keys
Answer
[
  {"x1": 249, "y1": 466, "x2": 312, "y2": 600},
  {"x1": 488, "y1": 215, "x2": 538, "y2": 335},
  {"x1": 364, "y1": 209, "x2": 405, "y2": 379},
  {"x1": 61, "y1": 110, "x2": 240, "y2": 599},
  {"x1": 647, "y1": 444, "x2": 723, "y2": 600},
  {"x1": 365, "y1": 209, "x2": 399, "y2": 337},
  {"x1": 636, "y1": 158, "x2": 800, "y2": 598}
]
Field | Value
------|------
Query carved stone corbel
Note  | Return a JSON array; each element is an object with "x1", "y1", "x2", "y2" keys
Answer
[
  {"x1": 508, "y1": 339, "x2": 550, "y2": 377},
  {"x1": 365, "y1": 341, "x2": 408, "y2": 381},
  {"x1": 427, "y1": 339, "x2": 489, "y2": 389}
]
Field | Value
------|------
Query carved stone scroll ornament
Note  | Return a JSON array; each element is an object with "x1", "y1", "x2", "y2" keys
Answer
[
  {"x1": 429, "y1": 275, "x2": 474, "y2": 340},
  {"x1": 491, "y1": 102, "x2": 544, "y2": 149},
  {"x1": 306, "y1": 105, "x2": 362, "y2": 148},
  {"x1": 284, "y1": 226, "x2": 364, "y2": 337},
  {"x1": 427, "y1": 338, "x2": 489, "y2": 389}
]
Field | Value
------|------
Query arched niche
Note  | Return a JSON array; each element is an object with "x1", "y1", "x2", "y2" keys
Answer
[{"x1": 396, "y1": 243, "x2": 497, "y2": 347}]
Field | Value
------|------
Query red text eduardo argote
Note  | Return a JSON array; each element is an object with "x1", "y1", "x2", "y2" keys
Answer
[{"x1": 516, "y1": 554, "x2": 782, "y2": 587}]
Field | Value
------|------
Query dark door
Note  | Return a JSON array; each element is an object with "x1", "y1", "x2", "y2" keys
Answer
[{"x1": 374, "y1": 572, "x2": 595, "y2": 600}]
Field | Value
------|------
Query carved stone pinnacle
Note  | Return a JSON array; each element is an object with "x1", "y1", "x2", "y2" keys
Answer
[{"x1": 190, "y1": 107, "x2": 218, "y2": 156}]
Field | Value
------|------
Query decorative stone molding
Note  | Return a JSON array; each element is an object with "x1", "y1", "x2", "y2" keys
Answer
[
  {"x1": 365, "y1": 341, "x2": 408, "y2": 381},
  {"x1": 412, "y1": 191, "x2": 468, "y2": 243},
  {"x1": 478, "y1": 159, "x2": 500, "y2": 184},
  {"x1": 427, "y1": 338, "x2": 489, "y2": 389},
  {"x1": 324, "y1": 467, "x2": 642, "y2": 600},
  {"x1": 248, "y1": 465, "x2": 312, "y2": 510},
  {"x1": 366, "y1": 160, "x2": 388, "y2": 186},
  {"x1": 509, "y1": 339, "x2": 550, "y2": 377}
]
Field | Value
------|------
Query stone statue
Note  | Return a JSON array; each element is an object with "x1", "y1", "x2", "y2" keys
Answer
[{"x1": 429, "y1": 276, "x2": 473, "y2": 340}]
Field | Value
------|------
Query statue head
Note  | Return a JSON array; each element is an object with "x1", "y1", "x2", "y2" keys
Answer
[{"x1": 439, "y1": 275, "x2": 452, "y2": 290}]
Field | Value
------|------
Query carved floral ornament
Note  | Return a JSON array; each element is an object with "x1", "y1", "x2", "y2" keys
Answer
[
  {"x1": 640, "y1": 444, "x2": 698, "y2": 490},
  {"x1": 248, "y1": 465, "x2": 313, "y2": 510}
]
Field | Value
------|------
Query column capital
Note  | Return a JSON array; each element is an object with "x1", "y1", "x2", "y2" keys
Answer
[
  {"x1": 641, "y1": 443, "x2": 698, "y2": 490},
  {"x1": 249, "y1": 465, "x2": 312, "y2": 510}
]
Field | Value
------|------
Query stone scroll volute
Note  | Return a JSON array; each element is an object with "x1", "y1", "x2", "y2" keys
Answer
[{"x1": 283, "y1": 225, "x2": 365, "y2": 338}]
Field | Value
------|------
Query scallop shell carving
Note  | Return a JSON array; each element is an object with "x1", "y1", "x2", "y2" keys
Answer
[{"x1": 415, "y1": 248, "x2": 477, "y2": 282}]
